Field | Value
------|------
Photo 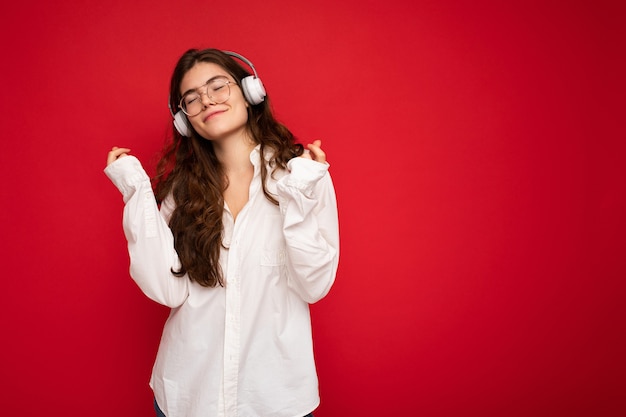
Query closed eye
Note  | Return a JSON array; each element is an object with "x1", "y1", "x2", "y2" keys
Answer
[{"x1": 185, "y1": 95, "x2": 200, "y2": 105}]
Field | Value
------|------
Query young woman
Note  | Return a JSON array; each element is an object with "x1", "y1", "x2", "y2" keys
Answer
[{"x1": 104, "y1": 48, "x2": 339, "y2": 417}]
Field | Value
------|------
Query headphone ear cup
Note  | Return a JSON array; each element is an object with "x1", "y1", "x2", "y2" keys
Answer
[
  {"x1": 241, "y1": 76, "x2": 266, "y2": 105},
  {"x1": 173, "y1": 111, "x2": 192, "y2": 137}
]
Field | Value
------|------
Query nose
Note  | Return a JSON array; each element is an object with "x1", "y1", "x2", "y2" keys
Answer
[{"x1": 200, "y1": 91, "x2": 217, "y2": 106}]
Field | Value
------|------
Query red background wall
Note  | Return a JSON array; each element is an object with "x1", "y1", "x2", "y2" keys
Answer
[{"x1": 1, "y1": 1, "x2": 624, "y2": 416}]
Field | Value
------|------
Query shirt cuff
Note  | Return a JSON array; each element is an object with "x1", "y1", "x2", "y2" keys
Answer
[
  {"x1": 103, "y1": 155, "x2": 150, "y2": 202},
  {"x1": 283, "y1": 158, "x2": 329, "y2": 197}
]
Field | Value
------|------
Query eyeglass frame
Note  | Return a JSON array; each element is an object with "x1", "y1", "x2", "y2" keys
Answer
[{"x1": 178, "y1": 76, "x2": 237, "y2": 117}]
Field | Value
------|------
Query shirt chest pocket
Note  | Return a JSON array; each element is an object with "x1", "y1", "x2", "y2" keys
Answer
[
  {"x1": 259, "y1": 214, "x2": 287, "y2": 267},
  {"x1": 261, "y1": 248, "x2": 286, "y2": 266}
]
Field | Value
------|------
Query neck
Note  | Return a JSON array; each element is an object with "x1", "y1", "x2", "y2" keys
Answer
[{"x1": 212, "y1": 132, "x2": 257, "y2": 173}]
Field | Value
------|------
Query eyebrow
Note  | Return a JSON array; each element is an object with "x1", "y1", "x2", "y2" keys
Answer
[{"x1": 181, "y1": 75, "x2": 230, "y2": 97}]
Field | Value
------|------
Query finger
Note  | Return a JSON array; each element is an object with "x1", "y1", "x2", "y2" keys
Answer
[
  {"x1": 110, "y1": 147, "x2": 131, "y2": 157},
  {"x1": 111, "y1": 147, "x2": 131, "y2": 155},
  {"x1": 106, "y1": 147, "x2": 131, "y2": 166},
  {"x1": 306, "y1": 141, "x2": 326, "y2": 164}
]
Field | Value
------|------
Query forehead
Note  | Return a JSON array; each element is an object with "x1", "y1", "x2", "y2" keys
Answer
[{"x1": 180, "y1": 62, "x2": 231, "y2": 95}]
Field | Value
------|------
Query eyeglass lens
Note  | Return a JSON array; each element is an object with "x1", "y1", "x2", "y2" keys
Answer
[{"x1": 181, "y1": 79, "x2": 231, "y2": 116}]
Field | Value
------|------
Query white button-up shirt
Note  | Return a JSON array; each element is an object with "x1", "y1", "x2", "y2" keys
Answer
[{"x1": 105, "y1": 146, "x2": 339, "y2": 417}]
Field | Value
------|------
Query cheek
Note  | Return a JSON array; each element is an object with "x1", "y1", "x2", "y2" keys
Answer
[
  {"x1": 187, "y1": 115, "x2": 203, "y2": 132},
  {"x1": 237, "y1": 104, "x2": 250, "y2": 123},
  {"x1": 228, "y1": 98, "x2": 250, "y2": 127}
]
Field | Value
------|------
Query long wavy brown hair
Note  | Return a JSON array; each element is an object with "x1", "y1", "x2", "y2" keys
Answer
[{"x1": 153, "y1": 48, "x2": 303, "y2": 287}]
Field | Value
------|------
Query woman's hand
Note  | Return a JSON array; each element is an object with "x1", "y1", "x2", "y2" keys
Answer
[
  {"x1": 301, "y1": 140, "x2": 326, "y2": 164},
  {"x1": 106, "y1": 147, "x2": 131, "y2": 167}
]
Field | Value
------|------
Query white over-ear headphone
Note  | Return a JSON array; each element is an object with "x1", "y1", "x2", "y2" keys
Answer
[{"x1": 169, "y1": 50, "x2": 266, "y2": 137}]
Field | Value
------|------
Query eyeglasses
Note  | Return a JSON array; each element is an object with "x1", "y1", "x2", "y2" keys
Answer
[{"x1": 178, "y1": 78, "x2": 235, "y2": 117}]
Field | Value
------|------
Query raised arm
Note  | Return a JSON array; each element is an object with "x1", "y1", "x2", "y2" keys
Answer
[
  {"x1": 277, "y1": 141, "x2": 340, "y2": 303},
  {"x1": 104, "y1": 149, "x2": 189, "y2": 307}
]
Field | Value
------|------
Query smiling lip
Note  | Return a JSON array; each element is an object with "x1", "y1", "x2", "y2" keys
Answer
[{"x1": 204, "y1": 110, "x2": 226, "y2": 122}]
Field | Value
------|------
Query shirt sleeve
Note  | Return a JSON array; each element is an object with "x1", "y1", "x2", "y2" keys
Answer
[
  {"x1": 104, "y1": 156, "x2": 189, "y2": 307},
  {"x1": 276, "y1": 157, "x2": 340, "y2": 303}
]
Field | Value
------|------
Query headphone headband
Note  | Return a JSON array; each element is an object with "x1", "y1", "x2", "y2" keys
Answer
[{"x1": 222, "y1": 51, "x2": 260, "y2": 79}]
